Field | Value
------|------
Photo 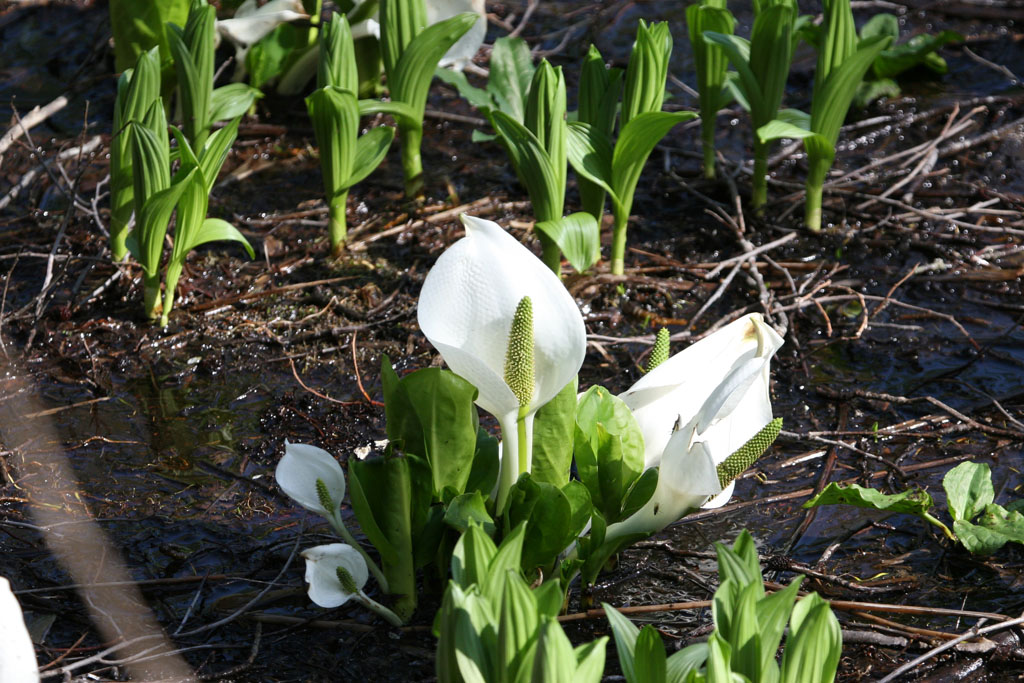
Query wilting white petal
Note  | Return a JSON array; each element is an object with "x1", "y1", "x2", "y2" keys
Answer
[
  {"x1": 218, "y1": 0, "x2": 307, "y2": 47},
  {"x1": 620, "y1": 314, "x2": 783, "y2": 469},
  {"x1": 301, "y1": 544, "x2": 369, "y2": 608},
  {"x1": 418, "y1": 215, "x2": 586, "y2": 426},
  {"x1": 275, "y1": 441, "x2": 346, "y2": 518},
  {"x1": 0, "y1": 577, "x2": 37, "y2": 682},
  {"x1": 426, "y1": 0, "x2": 486, "y2": 71}
]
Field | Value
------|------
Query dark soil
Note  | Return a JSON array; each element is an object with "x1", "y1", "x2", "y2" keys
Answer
[{"x1": 2, "y1": 1, "x2": 1024, "y2": 680}]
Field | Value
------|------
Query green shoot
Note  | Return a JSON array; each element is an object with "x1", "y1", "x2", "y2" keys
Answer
[
  {"x1": 575, "y1": 45, "x2": 623, "y2": 218},
  {"x1": 758, "y1": 0, "x2": 891, "y2": 231},
  {"x1": 378, "y1": 0, "x2": 477, "y2": 196},
  {"x1": 568, "y1": 21, "x2": 696, "y2": 275},
  {"x1": 307, "y1": 13, "x2": 395, "y2": 256},
  {"x1": 706, "y1": 0, "x2": 797, "y2": 211},
  {"x1": 110, "y1": 47, "x2": 161, "y2": 262},
  {"x1": 168, "y1": 0, "x2": 261, "y2": 150},
  {"x1": 160, "y1": 120, "x2": 255, "y2": 325},
  {"x1": 491, "y1": 61, "x2": 601, "y2": 275},
  {"x1": 686, "y1": 0, "x2": 734, "y2": 180}
]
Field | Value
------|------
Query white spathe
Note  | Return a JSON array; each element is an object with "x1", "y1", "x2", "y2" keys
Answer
[
  {"x1": 417, "y1": 214, "x2": 586, "y2": 487},
  {"x1": 275, "y1": 441, "x2": 346, "y2": 523},
  {"x1": 620, "y1": 313, "x2": 782, "y2": 474},
  {"x1": 301, "y1": 543, "x2": 369, "y2": 608},
  {"x1": 605, "y1": 314, "x2": 783, "y2": 539},
  {"x1": 216, "y1": 0, "x2": 308, "y2": 74},
  {"x1": 0, "y1": 577, "x2": 38, "y2": 682},
  {"x1": 426, "y1": 0, "x2": 486, "y2": 71}
]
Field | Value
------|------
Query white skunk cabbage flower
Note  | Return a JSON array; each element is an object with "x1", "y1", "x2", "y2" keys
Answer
[
  {"x1": 0, "y1": 577, "x2": 38, "y2": 682},
  {"x1": 427, "y1": 0, "x2": 486, "y2": 71},
  {"x1": 620, "y1": 313, "x2": 782, "y2": 475},
  {"x1": 605, "y1": 315, "x2": 783, "y2": 540},
  {"x1": 275, "y1": 441, "x2": 346, "y2": 526},
  {"x1": 217, "y1": 0, "x2": 308, "y2": 74},
  {"x1": 301, "y1": 543, "x2": 368, "y2": 608},
  {"x1": 418, "y1": 215, "x2": 586, "y2": 495}
]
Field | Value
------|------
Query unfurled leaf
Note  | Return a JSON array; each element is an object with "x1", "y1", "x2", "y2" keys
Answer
[
  {"x1": 943, "y1": 461, "x2": 994, "y2": 523},
  {"x1": 534, "y1": 213, "x2": 600, "y2": 273},
  {"x1": 804, "y1": 482, "x2": 935, "y2": 516}
]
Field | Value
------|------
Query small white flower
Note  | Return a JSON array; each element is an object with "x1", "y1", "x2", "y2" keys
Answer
[{"x1": 301, "y1": 544, "x2": 368, "y2": 608}]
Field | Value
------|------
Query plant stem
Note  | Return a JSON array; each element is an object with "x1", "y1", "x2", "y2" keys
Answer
[
  {"x1": 804, "y1": 153, "x2": 831, "y2": 232},
  {"x1": 143, "y1": 272, "x2": 162, "y2": 320},
  {"x1": 356, "y1": 591, "x2": 404, "y2": 627},
  {"x1": 702, "y1": 128, "x2": 716, "y2": 180},
  {"x1": 109, "y1": 208, "x2": 131, "y2": 262},
  {"x1": 399, "y1": 123, "x2": 424, "y2": 198},
  {"x1": 923, "y1": 512, "x2": 957, "y2": 542},
  {"x1": 538, "y1": 233, "x2": 561, "y2": 275},
  {"x1": 328, "y1": 191, "x2": 348, "y2": 258},
  {"x1": 579, "y1": 179, "x2": 606, "y2": 223},
  {"x1": 751, "y1": 140, "x2": 768, "y2": 214},
  {"x1": 516, "y1": 407, "x2": 529, "y2": 475},
  {"x1": 160, "y1": 261, "x2": 183, "y2": 327},
  {"x1": 327, "y1": 514, "x2": 391, "y2": 594},
  {"x1": 610, "y1": 210, "x2": 628, "y2": 275}
]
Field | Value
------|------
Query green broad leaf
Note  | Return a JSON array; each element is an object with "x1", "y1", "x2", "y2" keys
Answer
[
  {"x1": 777, "y1": 108, "x2": 810, "y2": 129},
  {"x1": 533, "y1": 580, "x2": 564, "y2": 620},
  {"x1": 348, "y1": 448, "x2": 417, "y2": 617},
  {"x1": 481, "y1": 523, "x2": 527, "y2": 606},
  {"x1": 358, "y1": 98, "x2": 421, "y2": 129},
  {"x1": 411, "y1": 501, "x2": 447, "y2": 570},
  {"x1": 318, "y1": 13, "x2": 359, "y2": 91},
  {"x1": 525, "y1": 61, "x2": 566, "y2": 172},
  {"x1": 490, "y1": 110, "x2": 561, "y2": 222},
  {"x1": 749, "y1": 3, "x2": 795, "y2": 126},
  {"x1": 169, "y1": 125, "x2": 200, "y2": 174},
  {"x1": 531, "y1": 617, "x2": 576, "y2": 683},
  {"x1": 447, "y1": 585, "x2": 498, "y2": 683},
  {"x1": 574, "y1": 637, "x2": 609, "y2": 683},
  {"x1": 531, "y1": 378, "x2": 579, "y2": 487},
  {"x1": 859, "y1": 13, "x2": 899, "y2": 42},
  {"x1": 534, "y1": 213, "x2": 600, "y2": 274},
  {"x1": 666, "y1": 643, "x2": 709, "y2": 683},
  {"x1": 390, "y1": 12, "x2": 477, "y2": 119},
  {"x1": 604, "y1": 604, "x2": 641, "y2": 683},
  {"x1": 780, "y1": 593, "x2": 842, "y2": 683},
  {"x1": 979, "y1": 503, "x2": 1024, "y2": 544},
  {"x1": 705, "y1": 632, "x2": 734, "y2": 683},
  {"x1": 488, "y1": 36, "x2": 535, "y2": 124},
  {"x1": 612, "y1": 111, "x2": 697, "y2": 213},
  {"x1": 688, "y1": 3, "x2": 735, "y2": 126},
  {"x1": 854, "y1": 78, "x2": 902, "y2": 108},
  {"x1": 451, "y1": 521, "x2": 498, "y2": 590},
  {"x1": 347, "y1": 125, "x2": 396, "y2": 188},
  {"x1": 274, "y1": 42, "x2": 319, "y2": 95},
  {"x1": 566, "y1": 121, "x2": 616, "y2": 201},
  {"x1": 181, "y1": 217, "x2": 255, "y2": 258},
  {"x1": 816, "y1": 0, "x2": 858, "y2": 85},
  {"x1": 445, "y1": 491, "x2": 496, "y2": 536},
  {"x1": 577, "y1": 44, "x2": 623, "y2": 138},
  {"x1": 756, "y1": 577, "x2": 804, "y2": 673},
  {"x1": 466, "y1": 427, "x2": 499, "y2": 496},
  {"x1": 129, "y1": 121, "x2": 171, "y2": 217},
  {"x1": 246, "y1": 22, "x2": 301, "y2": 90},
  {"x1": 954, "y1": 518, "x2": 1010, "y2": 555},
  {"x1": 209, "y1": 83, "x2": 261, "y2": 124},
  {"x1": 703, "y1": 32, "x2": 761, "y2": 115},
  {"x1": 198, "y1": 118, "x2": 240, "y2": 194},
  {"x1": 804, "y1": 482, "x2": 935, "y2": 516},
  {"x1": 307, "y1": 87, "x2": 360, "y2": 197},
  {"x1": 622, "y1": 20, "x2": 672, "y2": 125},
  {"x1": 720, "y1": 581, "x2": 762, "y2": 681},
  {"x1": 379, "y1": 0, "x2": 427, "y2": 78},
  {"x1": 505, "y1": 476, "x2": 591, "y2": 574},
  {"x1": 132, "y1": 171, "x2": 194, "y2": 276},
  {"x1": 168, "y1": 24, "x2": 205, "y2": 144},
  {"x1": 943, "y1": 461, "x2": 994, "y2": 522},
  {"x1": 573, "y1": 385, "x2": 646, "y2": 523},
  {"x1": 109, "y1": 0, "x2": 189, "y2": 72},
  {"x1": 168, "y1": 167, "x2": 209, "y2": 267},
  {"x1": 434, "y1": 67, "x2": 493, "y2": 112},
  {"x1": 872, "y1": 30, "x2": 962, "y2": 79},
  {"x1": 619, "y1": 467, "x2": 658, "y2": 521},
  {"x1": 380, "y1": 362, "x2": 479, "y2": 498},
  {"x1": 715, "y1": 530, "x2": 762, "y2": 591},
  {"x1": 634, "y1": 626, "x2": 668, "y2": 683},
  {"x1": 497, "y1": 570, "x2": 542, "y2": 682},
  {"x1": 810, "y1": 35, "x2": 892, "y2": 145}
]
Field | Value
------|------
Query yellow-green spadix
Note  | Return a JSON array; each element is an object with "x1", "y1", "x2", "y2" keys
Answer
[{"x1": 417, "y1": 215, "x2": 586, "y2": 493}]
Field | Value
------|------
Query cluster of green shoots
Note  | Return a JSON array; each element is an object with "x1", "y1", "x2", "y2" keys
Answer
[
  {"x1": 436, "y1": 526, "x2": 841, "y2": 682},
  {"x1": 111, "y1": 0, "x2": 258, "y2": 324}
]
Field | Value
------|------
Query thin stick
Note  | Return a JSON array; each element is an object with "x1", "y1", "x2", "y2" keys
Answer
[{"x1": 0, "y1": 94, "x2": 69, "y2": 159}]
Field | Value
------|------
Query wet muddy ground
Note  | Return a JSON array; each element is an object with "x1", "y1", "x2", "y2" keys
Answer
[{"x1": 2, "y1": 0, "x2": 1024, "y2": 680}]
